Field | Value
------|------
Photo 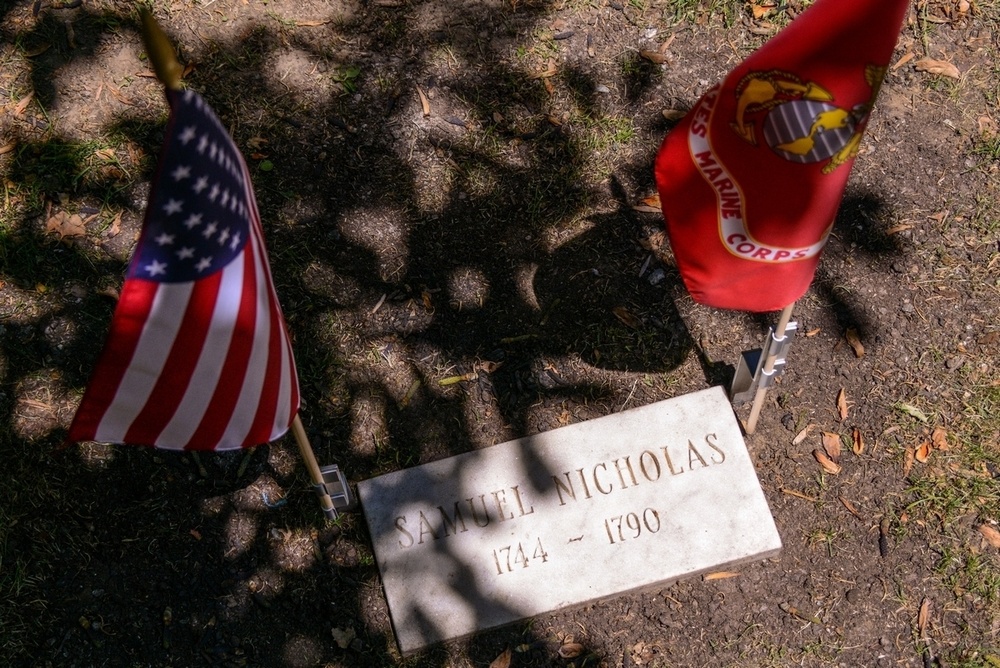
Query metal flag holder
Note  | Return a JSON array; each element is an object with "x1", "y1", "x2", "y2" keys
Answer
[{"x1": 730, "y1": 304, "x2": 797, "y2": 434}]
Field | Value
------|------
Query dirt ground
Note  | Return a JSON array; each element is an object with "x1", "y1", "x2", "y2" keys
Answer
[{"x1": 1, "y1": 0, "x2": 999, "y2": 666}]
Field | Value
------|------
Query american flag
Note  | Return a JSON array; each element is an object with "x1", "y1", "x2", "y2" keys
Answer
[{"x1": 68, "y1": 88, "x2": 299, "y2": 450}]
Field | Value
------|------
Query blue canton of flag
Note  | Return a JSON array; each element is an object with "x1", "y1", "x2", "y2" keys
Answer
[{"x1": 130, "y1": 90, "x2": 251, "y2": 283}]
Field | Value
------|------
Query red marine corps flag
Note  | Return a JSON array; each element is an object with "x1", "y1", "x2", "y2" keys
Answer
[{"x1": 655, "y1": 0, "x2": 910, "y2": 312}]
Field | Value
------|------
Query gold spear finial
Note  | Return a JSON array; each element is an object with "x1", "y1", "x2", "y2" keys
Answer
[{"x1": 139, "y1": 8, "x2": 183, "y2": 91}]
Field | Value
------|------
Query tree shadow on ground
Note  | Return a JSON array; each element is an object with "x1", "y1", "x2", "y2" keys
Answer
[{"x1": 0, "y1": 1, "x2": 908, "y2": 665}]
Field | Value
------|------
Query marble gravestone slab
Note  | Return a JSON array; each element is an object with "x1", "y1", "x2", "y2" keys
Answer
[{"x1": 357, "y1": 386, "x2": 782, "y2": 655}]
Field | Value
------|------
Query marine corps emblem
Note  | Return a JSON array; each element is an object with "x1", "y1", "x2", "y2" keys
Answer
[{"x1": 731, "y1": 65, "x2": 887, "y2": 174}]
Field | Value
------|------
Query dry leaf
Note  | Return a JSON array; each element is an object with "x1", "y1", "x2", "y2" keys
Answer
[
  {"x1": 633, "y1": 193, "x2": 660, "y2": 212},
  {"x1": 612, "y1": 306, "x2": 642, "y2": 329},
  {"x1": 805, "y1": 327, "x2": 821, "y2": 337},
  {"x1": 885, "y1": 223, "x2": 913, "y2": 235},
  {"x1": 781, "y1": 487, "x2": 818, "y2": 502},
  {"x1": 915, "y1": 57, "x2": 960, "y2": 79},
  {"x1": 558, "y1": 643, "x2": 585, "y2": 659},
  {"x1": 639, "y1": 49, "x2": 669, "y2": 64},
  {"x1": 836, "y1": 388, "x2": 849, "y2": 420},
  {"x1": 489, "y1": 648, "x2": 512, "y2": 668},
  {"x1": 295, "y1": 19, "x2": 329, "y2": 26},
  {"x1": 852, "y1": 427, "x2": 865, "y2": 455},
  {"x1": 915, "y1": 440, "x2": 931, "y2": 464},
  {"x1": 792, "y1": 424, "x2": 815, "y2": 445},
  {"x1": 104, "y1": 210, "x2": 122, "y2": 238},
  {"x1": 903, "y1": 447, "x2": 915, "y2": 475},
  {"x1": 931, "y1": 426, "x2": 950, "y2": 450},
  {"x1": 642, "y1": 193, "x2": 661, "y2": 208},
  {"x1": 896, "y1": 403, "x2": 929, "y2": 423},
  {"x1": 530, "y1": 59, "x2": 558, "y2": 79},
  {"x1": 821, "y1": 432, "x2": 842, "y2": 462},
  {"x1": 892, "y1": 51, "x2": 915, "y2": 71},
  {"x1": 751, "y1": 2, "x2": 773, "y2": 19},
  {"x1": 845, "y1": 328, "x2": 865, "y2": 357},
  {"x1": 704, "y1": 571, "x2": 740, "y2": 580},
  {"x1": 813, "y1": 449, "x2": 841, "y2": 475},
  {"x1": 14, "y1": 92, "x2": 34, "y2": 116},
  {"x1": 23, "y1": 42, "x2": 51, "y2": 57},
  {"x1": 839, "y1": 496, "x2": 862, "y2": 519},
  {"x1": 917, "y1": 598, "x2": 931, "y2": 636},
  {"x1": 438, "y1": 372, "x2": 477, "y2": 386},
  {"x1": 416, "y1": 86, "x2": 430, "y2": 116},
  {"x1": 979, "y1": 524, "x2": 1000, "y2": 549},
  {"x1": 662, "y1": 109, "x2": 686, "y2": 121},
  {"x1": 331, "y1": 626, "x2": 356, "y2": 649},
  {"x1": 0, "y1": 142, "x2": 15, "y2": 155},
  {"x1": 45, "y1": 211, "x2": 86, "y2": 240}
]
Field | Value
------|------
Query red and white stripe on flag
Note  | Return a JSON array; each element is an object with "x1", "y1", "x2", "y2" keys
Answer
[{"x1": 68, "y1": 89, "x2": 299, "y2": 450}]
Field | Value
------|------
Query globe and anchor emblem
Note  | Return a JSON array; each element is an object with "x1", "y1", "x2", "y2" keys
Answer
[{"x1": 729, "y1": 66, "x2": 885, "y2": 173}]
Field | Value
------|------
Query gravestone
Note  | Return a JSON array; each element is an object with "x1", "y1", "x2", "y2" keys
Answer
[{"x1": 357, "y1": 386, "x2": 781, "y2": 655}]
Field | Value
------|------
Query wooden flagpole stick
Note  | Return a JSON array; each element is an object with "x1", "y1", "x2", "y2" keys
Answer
[
  {"x1": 139, "y1": 9, "x2": 183, "y2": 91},
  {"x1": 291, "y1": 415, "x2": 337, "y2": 518},
  {"x1": 745, "y1": 302, "x2": 795, "y2": 435}
]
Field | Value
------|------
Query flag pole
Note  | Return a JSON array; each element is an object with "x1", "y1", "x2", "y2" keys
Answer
[
  {"x1": 139, "y1": 9, "x2": 183, "y2": 91},
  {"x1": 744, "y1": 302, "x2": 795, "y2": 434},
  {"x1": 291, "y1": 415, "x2": 337, "y2": 518},
  {"x1": 140, "y1": 11, "x2": 348, "y2": 520}
]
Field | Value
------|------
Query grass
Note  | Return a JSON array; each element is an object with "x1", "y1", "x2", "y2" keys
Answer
[{"x1": 900, "y1": 380, "x2": 1000, "y2": 655}]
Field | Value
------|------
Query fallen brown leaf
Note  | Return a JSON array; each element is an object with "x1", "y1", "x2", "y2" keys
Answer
[
  {"x1": 750, "y1": 2, "x2": 774, "y2": 19},
  {"x1": 903, "y1": 447, "x2": 915, "y2": 475},
  {"x1": 416, "y1": 86, "x2": 430, "y2": 116},
  {"x1": 915, "y1": 440, "x2": 931, "y2": 464},
  {"x1": 822, "y1": 431, "x2": 842, "y2": 462},
  {"x1": 931, "y1": 426, "x2": 950, "y2": 450},
  {"x1": 813, "y1": 449, "x2": 841, "y2": 475},
  {"x1": 0, "y1": 142, "x2": 15, "y2": 155},
  {"x1": 489, "y1": 648, "x2": 512, "y2": 668},
  {"x1": 892, "y1": 51, "x2": 915, "y2": 71},
  {"x1": 979, "y1": 524, "x2": 1000, "y2": 549},
  {"x1": 558, "y1": 642, "x2": 585, "y2": 659},
  {"x1": 703, "y1": 571, "x2": 739, "y2": 580},
  {"x1": 852, "y1": 427, "x2": 865, "y2": 455},
  {"x1": 642, "y1": 193, "x2": 661, "y2": 208},
  {"x1": 662, "y1": 109, "x2": 686, "y2": 121},
  {"x1": 639, "y1": 49, "x2": 669, "y2": 64},
  {"x1": 331, "y1": 627, "x2": 356, "y2": 649},
  {"x1": 781, "y1": 487, "x2": 818, "y2": 502},
  {"x1": 805, "y1": 327, "x2": 821, "y2": 337},
  {"x1": 836, "y1": 388, "x2": 849, "y2": 421},
  {"x1": 915, "y1": 57, "x2": 960, "y2": 79},
  {"x1": 46, "y1": 211, "x2": 86, "y2": 240},
  {"x1": 839, "y1": 496, "x2": 862, "y2": 519},
  {"x1": 792, "y1": 424, "x2": 815, "y2": 445},
  {"x1": 845, "y1": 328, "x2": 865, "y2": 357},
  {"x1": 612, "y1": 306, "x2": 642, "y2": 329},
  {"x1": 917, "y1": 598, "x2": 931, "y2": 636},
  {"x1": 14, "y1": 92, "x2": 34, "y2": 116},
  {"x1": 885, "y1": 223, "x2": 913, "y2": 235},
  {"x1": 23, "y1": 42, "x2": 51, "y2": 57},
  {"x1": 103, "y1": 210, "x2": 122, "y2": 239},
  {"x1": 529, "y1": 58, "x2": 558, "y2": 79}
]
